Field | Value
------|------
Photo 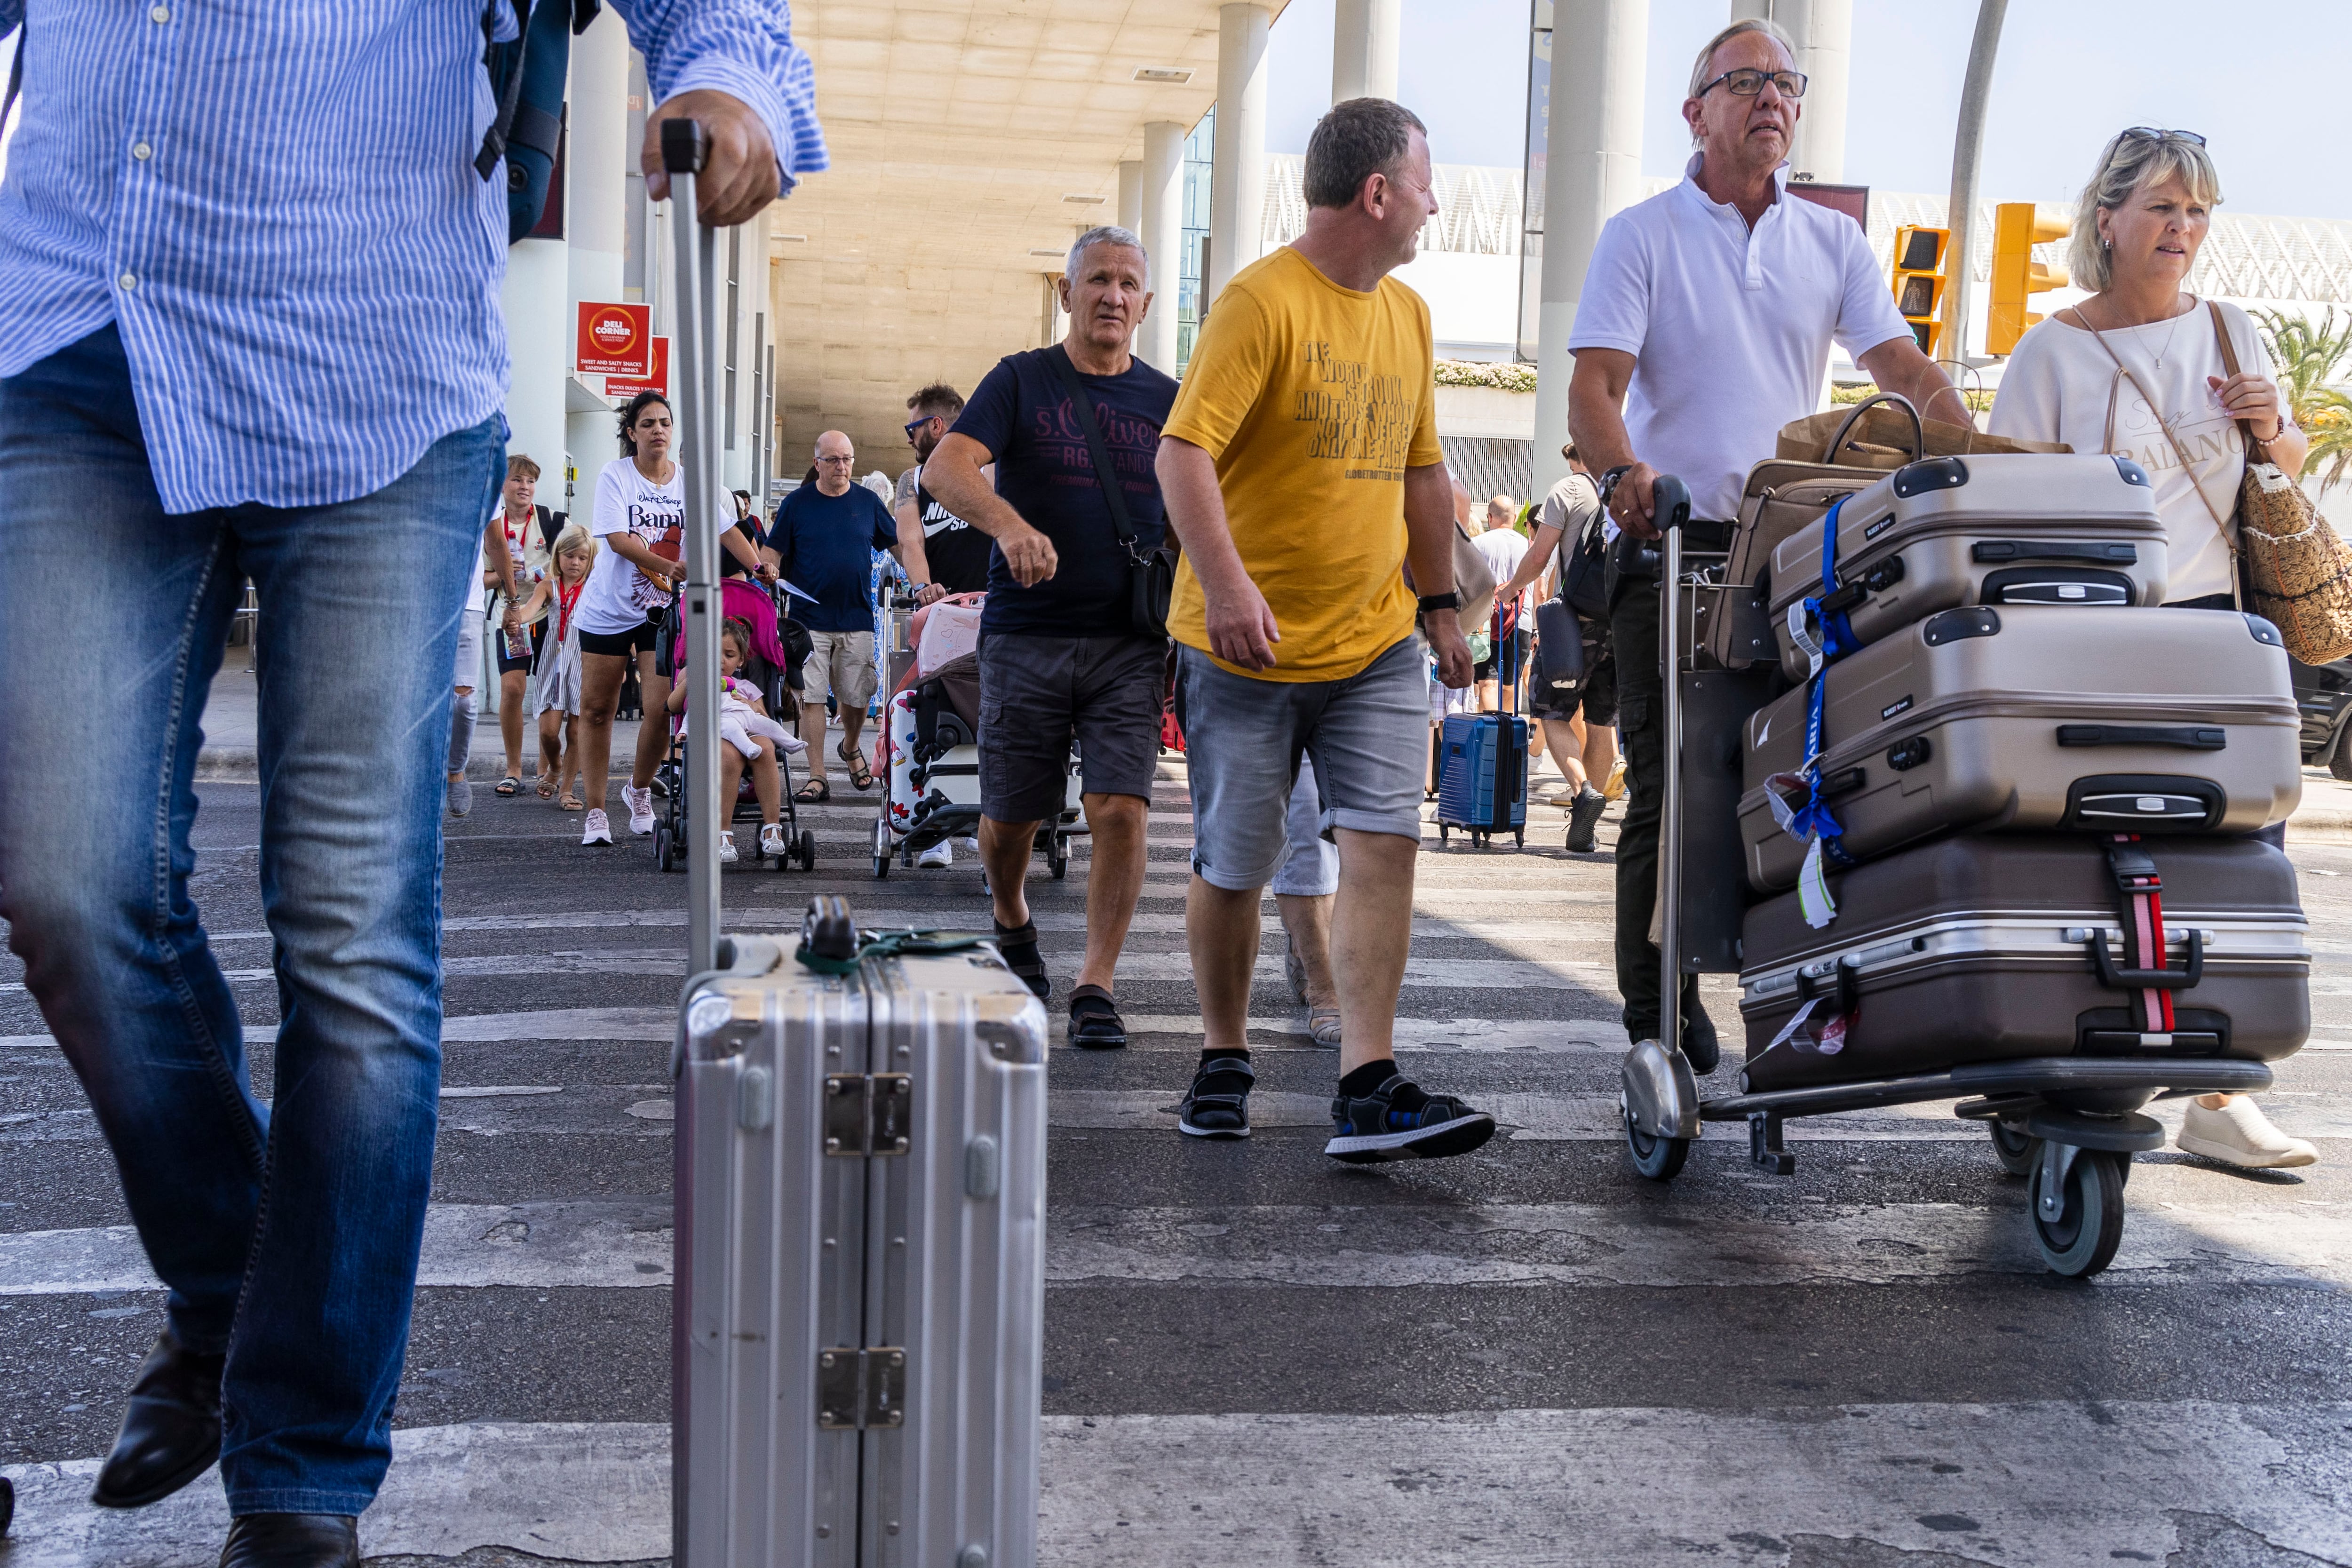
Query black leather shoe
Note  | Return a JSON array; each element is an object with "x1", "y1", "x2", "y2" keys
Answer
[
  {"x1": 91, "y1": 1330, "x2": 224, "y2": 1508},
  {"x1": 1682, "y1": 1004, "x2": 1722, "y2": 1077},
  {"x1": 219, "y1": 1513, "x2": 359, "y2": 1568}
]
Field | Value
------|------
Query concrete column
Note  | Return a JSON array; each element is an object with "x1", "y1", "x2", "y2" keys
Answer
[
  {"x1": 503, "y1": 238, "x2": 569, "y2": 494},
  {"x1": 1117, "y1": 159, "x2": 1143, "y2": 237},
  {"x1": 566, "y1": 8, "x2": 631, "y2": 513},
  {"x1": 1208, "y1": 4, "x2": 1270, "y2": 306},
  {"x1": 1529, "y1": 0, "x2": 1647, "y2": 501},
  {"x1": 1330, "y1": 0, "x2": 1400, "y2": 103},
  {"x1": 1137, "y1": 120, "x2": 1184, "y2": 374},
  {"x1": 1727, "y1": 0, "x2": 1849, "y2": 182}
]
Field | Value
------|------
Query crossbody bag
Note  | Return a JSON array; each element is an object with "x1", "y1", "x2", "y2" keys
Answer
[{"x1": 1043, "y1": 344, "x2": 1175, "y2": 640}]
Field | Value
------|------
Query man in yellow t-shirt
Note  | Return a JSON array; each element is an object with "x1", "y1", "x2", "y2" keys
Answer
[{"x1": 1154, "y1": 97, "x2": 1484, "y2": 1164}]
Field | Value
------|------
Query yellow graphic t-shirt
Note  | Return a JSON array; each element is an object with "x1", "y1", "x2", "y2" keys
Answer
[{"x1": 1162, "y1": 246, "x2": 1444, "y2": 682}]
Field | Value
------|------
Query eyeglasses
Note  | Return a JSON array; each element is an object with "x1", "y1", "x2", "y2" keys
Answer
[
  {"x1": 2118, "y1": 127, "x2": 2206, "y2": 147},
  {"x1": 903, "y1": 416, "x2": 940, "y2": 438},
  {"x1": 815, "y1": 454, "x2": 855, "y2": 466},
  {"x1": 1694, "y1": 67, "x2": 1808, "y2": 100}
]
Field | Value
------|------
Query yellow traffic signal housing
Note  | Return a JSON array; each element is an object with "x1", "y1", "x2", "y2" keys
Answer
[
  {"x1": 1988, "y1": 202, "x2": 2070, "y2": 355},
  {"x1": 1889, "y1": 225, "x2": 1948, "y2": 357}
]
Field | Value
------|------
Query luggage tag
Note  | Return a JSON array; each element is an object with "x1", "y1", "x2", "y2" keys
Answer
[{"x1": 1764, "y1": 995, "x2": 1851, "y2": 1056}]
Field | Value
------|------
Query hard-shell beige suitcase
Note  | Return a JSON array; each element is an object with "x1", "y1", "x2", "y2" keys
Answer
[
  {"x1": 1739, "y1": 605, "x2": 2301, "y2": 891},
  {"x1": 1769, "y1": 453, "x2": 2169, "y2": 683},
  {"x1": 1737, "y1": 833, "x2": 2310, "y2": 1093},
  {"x1": 1697, "y1": 458, "x2": 1879, "y2": 670}
]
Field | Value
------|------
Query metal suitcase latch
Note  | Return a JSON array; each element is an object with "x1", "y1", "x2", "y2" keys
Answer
[
  {"x1": 824, "y1": 1072, "x2": 912, "y2": 1156},
  {"x1": 816, "y1": 1346, "x2": 906, "y2": 1429}
]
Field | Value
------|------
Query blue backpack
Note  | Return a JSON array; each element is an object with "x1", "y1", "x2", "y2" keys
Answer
[{"x1": 479, "y1": 0, "x2": 603, "y2": 245}]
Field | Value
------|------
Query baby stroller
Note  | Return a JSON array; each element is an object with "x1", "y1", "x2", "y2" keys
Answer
[
  {"x1": 870, "y1": 590, "x2": 1085, "y2": 878},
  {"x1": 651, "y1": 577, "x2": 818, "y2": 874}
]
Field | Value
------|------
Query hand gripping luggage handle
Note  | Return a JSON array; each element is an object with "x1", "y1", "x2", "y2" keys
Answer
[
  {"x1": 1652, "y1": 474, "x2": 1692, "y2": 1065},
  {"x1": 664, "y1": 116, "x2": 724, "y2": 973}
]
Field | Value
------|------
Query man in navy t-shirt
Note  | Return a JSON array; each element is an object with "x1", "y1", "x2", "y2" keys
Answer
[
  {"x1": 922, "y1": 225, "x2": 1177, "y2": 1047},
  {"x1": 770, "y1": 430, "x2": 928, "y2": 796}
]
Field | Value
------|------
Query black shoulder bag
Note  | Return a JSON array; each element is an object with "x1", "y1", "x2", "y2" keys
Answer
[{"x1": 1043, "y1": 344, "x2": 1174, "y2": 640}]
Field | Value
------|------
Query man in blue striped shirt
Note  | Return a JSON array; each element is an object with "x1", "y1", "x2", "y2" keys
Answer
[{"x1": 0, "y1": 5, "x2": 823, "y2": 1563}]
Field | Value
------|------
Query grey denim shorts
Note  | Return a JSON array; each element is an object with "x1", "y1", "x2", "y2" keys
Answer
[
  {"x1": 1176, "y1": 635, "x2": 1429, "y2": 891},
  {"x1": 978, "y1": 632, "x2": 1166, "y2": 823}
]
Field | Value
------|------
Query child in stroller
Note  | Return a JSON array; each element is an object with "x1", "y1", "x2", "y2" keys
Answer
[{"x1": 653, "y1": 588, "x2": 817, "y2": 873}]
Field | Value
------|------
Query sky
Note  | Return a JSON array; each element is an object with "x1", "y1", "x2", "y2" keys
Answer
[{"x1": 1265, "y1": 0, "x2": 2352, "y2": 220}]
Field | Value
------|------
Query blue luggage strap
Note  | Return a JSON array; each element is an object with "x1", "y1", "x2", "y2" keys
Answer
[{"x1": 1772, "y1": 499, "x2": 1857, "y2": 926}]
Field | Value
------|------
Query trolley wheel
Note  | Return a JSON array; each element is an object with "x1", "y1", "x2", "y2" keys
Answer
[
  {"x1": 2028, "y1": 1147, "x2": 2128, "y2": 1278},
  {"x1": 1988, "y1": 1119, "x2": 2040, "y2": 1178},
  {"x1": 1438, "y1": 823, "x2": 1450, "y2": 844},
  {"x1": 654, "y1": 824, "x2": 675, "y2": 874},
  {"x1": 1514, "y1": 829, "x2": 1525, "y2": 848},
  {"x1": 1049, "y1": 837, "x2": 1069, "y2": 880},
  {"x1": 798, "y1": 829, "x2": 817, "y2": 870},
  {"x1": 1622, "y1": 1102, "x2": 1690, "y2": 1182}
]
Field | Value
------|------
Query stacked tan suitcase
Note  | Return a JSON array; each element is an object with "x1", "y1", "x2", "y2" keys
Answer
[{"x1": 1722, "y1": 453, "x2": 2310, "y2": 1091}]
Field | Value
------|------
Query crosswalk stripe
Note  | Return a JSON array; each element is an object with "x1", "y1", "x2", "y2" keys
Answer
[
  {"x1": 1052, "y1": 1198, "x2": 2352, "y2": 1288},
  {"x1": 0, "y1": 1201, "x2": 671, "y2": 1295},
  {"x1": 6, "y1": 1402, "x2": 2346, "y2": 1568}
]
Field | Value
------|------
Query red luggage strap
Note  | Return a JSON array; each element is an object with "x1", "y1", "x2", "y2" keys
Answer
[{"x1": 2099, "y1": 834, "x2": 2174, "y2": 1033}]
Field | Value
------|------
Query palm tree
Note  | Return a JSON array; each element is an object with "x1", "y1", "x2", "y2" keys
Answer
[{"x1": 2254, "y1": 308, "x2": 2352, "y2": 489}]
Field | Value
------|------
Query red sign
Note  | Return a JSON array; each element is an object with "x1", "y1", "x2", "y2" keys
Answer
[
  {"x1": 603, "y1": 336, "x2": 669, "y2": 400},
  {"x1": 576, "y1": 302, "x2": 653, "y2": 377}
]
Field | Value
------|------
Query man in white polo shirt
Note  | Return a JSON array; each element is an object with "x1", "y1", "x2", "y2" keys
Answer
[{"x1": 1565, "y1": 16, "x2": 1968, "y2": 1070}]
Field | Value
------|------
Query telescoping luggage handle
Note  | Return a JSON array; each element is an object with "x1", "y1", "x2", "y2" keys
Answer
[
  {"x1": 1651, "y1": 473, "x2": 1693, "y2": 1068},
  {"x1": 662, "y1": 120, "x2": 728, "y2": 976}
]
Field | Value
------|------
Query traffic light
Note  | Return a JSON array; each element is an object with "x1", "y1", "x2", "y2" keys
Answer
[
  {"x1": 1988, "y1": 202, "x2": 2070, "y2": 356},
  {"x1": 1889, "y1": 225, "x2": 1947, "y2": 357}
]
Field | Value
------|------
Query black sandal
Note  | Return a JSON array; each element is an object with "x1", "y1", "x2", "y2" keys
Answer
[
  {"x1": 795, "y1": 778, "x2": 830, "y2": 803},
  {"x1": 1178, "y1": 1054, "x2": 1254, "y2": 1138},
  {"x1": 1066, "y1": 985, "x2": 1127, "y2": 1050},
  {"x1": 993, "y1": 919, "x2": 1049, "y2": 1000}
]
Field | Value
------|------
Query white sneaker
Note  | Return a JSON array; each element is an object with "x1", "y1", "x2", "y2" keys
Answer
[
  {"x1": 957, "y1": 836, "x2": 979, "y2": 852},
  {"x1": 719, "y1": 830, "x2": 739, "y2": 864},
  {"x1": 917, "y1": 840, "x2": 953, "y2": 868},
  {"x1": 623, "y1": 783, "x2": 656, "y2": 835},
  {"x1": 2177, "y1": 1097, "x2": 2318, "y2": 1169},
  {"x1": 581, "y1": 808, "x2": 613, "y2": 846},
  {"x1": 761, "y1": 823, "x2": 787, "y2": 857}
]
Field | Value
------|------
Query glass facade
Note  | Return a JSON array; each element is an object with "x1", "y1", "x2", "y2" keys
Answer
[{"x1": 1178, "y1": 108, "x2": 1215, "y2": 373}]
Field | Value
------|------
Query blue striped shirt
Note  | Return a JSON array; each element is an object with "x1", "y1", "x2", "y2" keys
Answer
[{"x1": 0, "y1": 1, "x2": 826, "y2": 513}]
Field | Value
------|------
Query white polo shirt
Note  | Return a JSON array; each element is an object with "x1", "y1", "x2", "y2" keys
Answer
[{"x1": 1570, "y1": 155, "x2": 1913, "y2": 521}]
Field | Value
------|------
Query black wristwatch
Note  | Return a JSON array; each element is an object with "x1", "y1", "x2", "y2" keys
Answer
[
  {"x1": 1416, "y1": 591, "x2": 1460, "y2": 615},
  {"x1": 1596, "y1": 464, "x2": 1635, "y2": 506}
]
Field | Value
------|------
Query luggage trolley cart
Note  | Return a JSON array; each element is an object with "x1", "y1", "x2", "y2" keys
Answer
[
  {"x1": 1617, "y1": 476, "x2": 2281, "y2": 1279},
  {"x1": 869, "y1": 590, "x2": 1087, "y2": 879}
]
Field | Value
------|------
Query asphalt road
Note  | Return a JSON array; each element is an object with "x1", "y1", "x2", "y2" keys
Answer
[{"x1": 3, "y1": 730, "x2": 2349, "y2": 1567}]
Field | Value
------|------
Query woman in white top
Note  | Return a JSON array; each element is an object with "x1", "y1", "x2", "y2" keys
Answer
[{"x1": 1988, "y1": 128, "x2": 2314, "y2": 1171}]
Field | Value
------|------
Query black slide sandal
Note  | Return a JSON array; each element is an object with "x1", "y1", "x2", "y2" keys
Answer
[
  {"x1": 1067, "y1": 985, "x2": 1128, "y2": 1049},
  {"x1": 993, "y1": 919, "x2": 1049, "y2": 1000}
]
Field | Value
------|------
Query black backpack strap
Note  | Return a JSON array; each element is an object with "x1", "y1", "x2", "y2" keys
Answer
[
  {"x1": 536, "y1": 504, "x2": 564, "y2": 553},
  {"x1": 474, "y1": 0, "x2": 532, "y2": 180},
  {"x1": 5, "y1": 20, "x2": 26, "y2": 128},
  {"x1": 1041, "y1": 345, "x2": 1146, "y2": 567}
]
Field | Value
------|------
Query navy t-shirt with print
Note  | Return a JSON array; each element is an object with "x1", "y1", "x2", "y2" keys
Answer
[
  {"x1": 951, "y1": 347, "x2": 1180, "y2": 638},
  {"x1": 769, "y1": 484, "x2": 897, "y2": 633}
]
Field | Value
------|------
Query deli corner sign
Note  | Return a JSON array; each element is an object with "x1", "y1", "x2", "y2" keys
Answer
[{"x1": 576, "y1": 302, "x2": 653, "y2": 378}]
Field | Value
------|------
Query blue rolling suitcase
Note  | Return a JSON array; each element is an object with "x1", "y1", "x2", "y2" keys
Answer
[{"x1": 1437, "y1": 624, "x2": 1529, "y2": 848}]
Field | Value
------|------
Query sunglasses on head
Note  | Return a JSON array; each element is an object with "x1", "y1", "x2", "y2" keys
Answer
[{"x1": 2119, "y1": 127, "x2": 2206, "y2": 147}]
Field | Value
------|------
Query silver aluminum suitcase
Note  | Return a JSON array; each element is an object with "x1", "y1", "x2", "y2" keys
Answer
[
  {"x1": 1739, "y1": 605, "x2": 2302, "y2": 891},
  {"x1": 675, "y1": 917, "x2": 1047, "y2": 1568},
  {"x1": 660, "y1": 122, "x2": 1049, "y2": 1568},
  {"x1": 1769, "y1": 453, "x2": 2169, "y2": 683}
]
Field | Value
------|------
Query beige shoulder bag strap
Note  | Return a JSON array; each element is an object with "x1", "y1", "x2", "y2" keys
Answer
[
  {"x1": 2206, "y1": 300, "x2": 2270, "y2": 462},
  {"x1": 2062, "y1": 302, "x2": 2239, "y2": 605}
]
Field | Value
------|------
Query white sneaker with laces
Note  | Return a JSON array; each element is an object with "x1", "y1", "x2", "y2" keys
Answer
[
  {"x1": 2177, "y1": 1097, "x2": 2318, "y2": 1169},
  {"x1": 917, "y1": 840, "x2": 953, "y2": 868},
  {"x1": 581, "y1": 808, "x2": 613, "y2": 846},
  {"x1": 761, "y1": 823, "x2": 787, "y2": 857},
  {"x1": 719, "y1": 830, "x2": 739, "y2": 864},
  {"x1": 623, "y1": 783, "x2": 656, "y2": 835}
]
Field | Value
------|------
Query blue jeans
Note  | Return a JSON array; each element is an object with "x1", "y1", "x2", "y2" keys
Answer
[{"x1": 0, "y1": 326, "x2": 500, "y2": 1514}]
